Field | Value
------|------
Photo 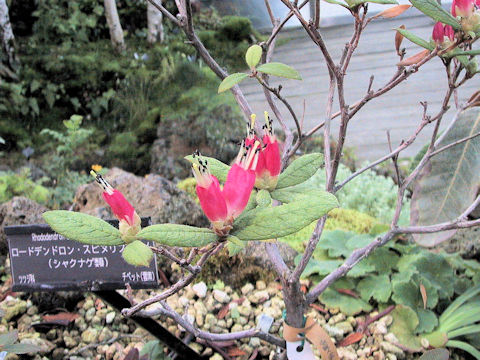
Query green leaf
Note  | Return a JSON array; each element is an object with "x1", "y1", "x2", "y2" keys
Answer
[
  {"x1": 418, "y1": 349, "x2": 449, "y2": 360},
  {"x1": 390, "y1": 305, "x2": 423, "y2": 349},
  {"x1": 457, "y1": 49, "x2": 480, "y2": 56},
  {"x1": 397, "y1": 252, "x2": 455, "y2": 299},
  {"x1": 137, "y1": 224, "x2": 217, "y2": 247},
  {"x1": 369, "y1": 247, "x2": 400, "y2": 273},
  {"x1": 256, "y1": 189, "x2": 272, "y2": 207},
  {"x1": 245, "y1": 44, "x2": 263, "y2": 68},
  {"x1": 411, "y1": 108, "x2": 480, "y2": 246},
  {"x1": 417, "y1": 308, "x2": 438, "y2": 333},
  {"x1": 0, "y1": 331, "x2": 17, "y2": 347},
  {"x1": 446, "y1": 340, "x2": 480, "y2": 359},
  {"x1": 140, "y1": 340, "x2": 164, "y2": 359},
  {"x1": 256, "y1": 62, "x2": 302, "y2": 80},
  {"x1": 395, "y1": 28, "x2": 434, "y2": 51},
  {"x1": 276, "y1": 153, "x2": 324, "y2": 189},
  {"x1": 232, "y1": 192, "x2": 338, "y2": 241},
  {"x1": 226, "y1": 235, "x2": 245, "y2": 257},
  {"x1": 218, "y1": 73, "x2": 249, "y2": 93},
  {"x1": 318, "y1": 230, "x2": 355, "y2": 257},
  {"x1": 357, "y1": 274, "x2": 392, "y2": 302},
  {"x1": 122, "y1": 240, "x2": 153, "y2": 267},
  {"x1": 3, "y1": 343, "x2": 41, "y2": 354},
  {"x1": 409, "y1": 0, "x2": 460, "y2": 29},
  {"x1": 184, "y1": 155, "x2": 230, "y2": 182},
  {"x1": 348, "y1": 258, "x2": 376, "y2": 277},
  {"x1": 42, "y1": 210, "x2": 123, "y2": 246},
  {"x1": 295, "y1": 255, "x2": 343, "y2": 278},
  {"x1": 392, "y1": 272, "x2": 439, "y2": 310},
  {"x1": 319, "y1": 288, "x2": 372, "y2": 315}
]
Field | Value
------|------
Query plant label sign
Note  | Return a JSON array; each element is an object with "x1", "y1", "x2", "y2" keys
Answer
[{"x1": 5, "y1": 218, "x2": 159, "y2": 292}]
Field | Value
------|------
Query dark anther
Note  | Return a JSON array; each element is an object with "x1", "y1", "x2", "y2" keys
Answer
[{"x1": 296, "y1": 345, "x2": 304, "y2": 352}]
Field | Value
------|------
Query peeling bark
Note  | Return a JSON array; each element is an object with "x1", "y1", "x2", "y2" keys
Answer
[
  {"x1": 104, "y1": 0, "x2": 126, "y2": 53},
  {"x1": 147, "y1": 0, "x2": 164, "y2": 44},
  {"x1": 0, "y1": 0, "x2": 18, "y2": 71}
]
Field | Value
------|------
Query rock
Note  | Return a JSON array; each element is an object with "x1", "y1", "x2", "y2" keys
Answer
[
  {"x1": 1, "y1": 298, "x2": 27, "y2": 321},
  {"x1": 150, "y1": 102, "x2": 243, "y2": 180},
  {"x1": 324, "y1": 324, "x2": 345, "y2": 339},
  {"x1": 336, "y1": 321, "x2": 354, "y2": 334},
  {"x1": 81, "y1": 328, "x2": 99, "y2": 344},
  {"x1": 381, "y1": 342, "x2": 404, "y2": 359},
  {"x1": 338, "y1": 347, "x2": 357, "y2": 360},
  {"x1": 213, "y1": 289, "x2": 230, "y2": 304},
  {"x1": 19, "y1": 336, "x2": 54, "y2": 355},
  {"x1": 241, "y1": 283, "x2": 254, "y2": 295},
  {"x1": 64, "y1": 335, "x2": 78, "y2": 348},
  {"x1": 85, "y1": 307, "x2": 96, "y2": 322},
  {"x1": 384, "y1": 333, "x2": 399, "y2": 344},
  {"x1": 192, "y1": 282, "x2": 207, "y2": 298},
  {"x1": 73, "y1": 168, "x2": 208, "y2": 227},
  {"x1": 249, "y1": 337, "x2": 261, "y2": 347},
  {"x1": 98, "y1": 327, "x2": 113, "y2": 342},
  {"x1": 52, "y1": 347, "x2": 65, "y2": 360},
  {"x1": 0, "y1": 197, "x2": 47, "y2": 256},
  {"x1": 249, "y1": 290, "x2": 269, "y2": 304},
  {"x1": 106, "y1": 311, "x2": 116, "y2": 324},
  {"x1": 256, "y1": 280, "x2": 266, "y2": 290},
  {"x1": 209, "y1": 354, "x2": 223, "y2": 360},
  {"x1": 374, "y1": 351, "x2": 385, "y2": 360},
  {"x1": 373, "y1": 321, "x2": 388, "y2": 335}
]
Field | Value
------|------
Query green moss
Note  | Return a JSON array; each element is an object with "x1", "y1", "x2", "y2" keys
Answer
[
  {"x1": 0, "y1": 169, "x2": 50, "y2": 205},
  {"x1": 177, "y1": 177, "x2": 198, "y2": 202}
]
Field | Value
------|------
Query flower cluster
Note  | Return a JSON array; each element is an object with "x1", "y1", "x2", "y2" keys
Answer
[
  {"x1": 192, "y1": 111, "x2": 282, "y2": 235},
  {"x1": 247, "y1": 112, "x2": 282, "y2": 191},
  {"x1": 433, "y1": 0, "x2": 480, "y2": 41},
  {"x1": 91, "y1": 170, "x2": 141, "y2": 242},
  {"x1": 432, "y1": 22, "x2": 455, "y2": 45},
  {"x1": 192, "y1": 144, "x2": 259, "y2": 236}
]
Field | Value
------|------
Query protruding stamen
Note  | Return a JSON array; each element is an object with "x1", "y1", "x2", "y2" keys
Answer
[
  {"x1": 264, "y1": 111, "x2": 273, "y2": 136},
  {"x1": 244, "y1": 141, "x2": 260, "y2": 170},
  {"x1": 191, "y1": 152, "x2": 212, "y2": 188},
  {"x1": 91, "y1": 171, "x2": 114, "y2": 195}
]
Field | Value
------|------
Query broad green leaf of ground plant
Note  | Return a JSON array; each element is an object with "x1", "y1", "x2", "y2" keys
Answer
[
  {"x1": 137, "y1": 224, "x2": 218, "y2": 247},
  {"x1": 409, "y1": 0, "x2": 460, "y2": 29},
  {"x1": 418, "y1": 348, "x2": 449, "y2": 360},
  {"x1": 295, "y1": 255, "x2": 343, "y2": 278},
  {"x1": 395, "y1": 28, "x2": 435, "y2": 50},
  {"x1": 275, "y1": 153, "x2": 324, "y2": 189},
  {"x1": 218, "y1": 73, "x2": 249, "y2": 93},
  {"x1": 256, "y1": 62, "x2": 302, "y2": 80},
  {"x1": 245, "y1": 44, "x2": 262, "y2": 68},
  {"x1": 390, "y1": 305, "x2": 423, "y2": 349},
  {"x1": 319, "y1": 288, "x2": 372, "y2": 315},
  {"x1": 232, "y1": 192, "x2": 338, "y2": 240},
  {"x1": 411, "y1": 108, "x2": 480, "y2": 247},
  {"x1": 43, "y1": 210, "x2": 123, "y2": 245},
  {"x1": 184, "y1": 155, "x2": 230, "y2": 182},
  {"x1": 122, "y1": 240, "x2": 153, "y2": 267},
  {"x1": 392, "y1": 272, "x2": 439, "y2": 310},
  {"x1": 357, "y1": 274, "x2": 392, "y2": 302}
]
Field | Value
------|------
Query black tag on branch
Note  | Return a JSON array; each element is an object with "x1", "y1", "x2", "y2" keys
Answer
[{"x1": 5, "y1": 218, "x2": 159, "y2": 292}]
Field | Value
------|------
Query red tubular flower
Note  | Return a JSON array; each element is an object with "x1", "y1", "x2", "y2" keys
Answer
[
  {"x1": 92, "y1": 171, "x2": 141, "y2": 241},
  {"x1": 432, "y1": 22, "x2": 446, "y2": 43},
  {"x1": 192, "y1": 144, "x2": 259, "y2": 235},
  {"x1": 251, "y1": 112, "x2": 281, "y2": 190},
  {"x1": 451, "y1": 0, "x2": 474, "y2": 17},
  {"x1": 444, "y1": 25, "x2": 455, "y2": 41},
  {"x1": 432, "y1": 22, "x2": 455, "y2": 45}
]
